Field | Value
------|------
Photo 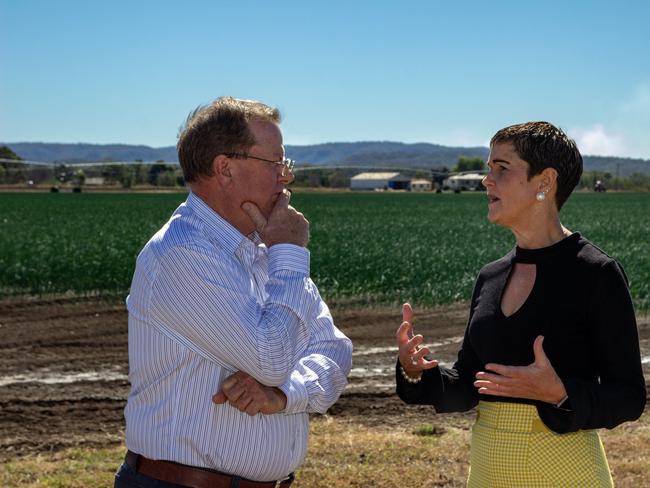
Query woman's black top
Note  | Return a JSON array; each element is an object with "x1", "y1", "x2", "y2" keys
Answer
[{"x1": 396, "y1": 233, "x2": 646, "y2": 433}]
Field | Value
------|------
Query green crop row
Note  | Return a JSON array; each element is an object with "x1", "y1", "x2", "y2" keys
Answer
[{"x1": 0, "y1": 192, "x2": 648, "y2": 311}]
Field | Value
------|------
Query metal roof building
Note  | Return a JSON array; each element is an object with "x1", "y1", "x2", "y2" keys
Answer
[{"x1": 350, "y1": 172, "x2": 411, "y2": 190}]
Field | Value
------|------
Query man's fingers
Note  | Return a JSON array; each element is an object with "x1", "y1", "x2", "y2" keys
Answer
[
  {"x1": 221, "y1": 374, "x2": 240, "y2": 390},
  {"x1": 233, "y1": 395, "x2": 253, "y2": 413},
  {"x1": 245, "y1": 402, "x2": 261, "y2": 416},
  {"x1": 272, "y1": 189, "x2": 291, "y2": 211},
  {"x1": 212, "y1": 390, "x2": 227, "y2": 404},
  {"x1": 241, "y1": 202, "x2": 267, "y2": 233}
]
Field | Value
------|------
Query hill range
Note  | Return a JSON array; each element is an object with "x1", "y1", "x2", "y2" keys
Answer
[{"x1": 3, "y1": 141, "x2": 650, "y2": 176}]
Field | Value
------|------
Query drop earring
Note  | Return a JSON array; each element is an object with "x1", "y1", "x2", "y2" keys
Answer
[{"x1": 536, "y1": 191, "x2": 546, "y2": 202}]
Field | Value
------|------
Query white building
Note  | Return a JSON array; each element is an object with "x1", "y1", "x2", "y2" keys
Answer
[
  {"x1": 442, "y1": 173, "x2": 485, "y2": 192},
  {"x1": 350, "y1": 172, "x2": 411, "y2": 190},
  {"x1": 84, "y1": 177, "x2": 106, "y2": 186},
  {"x1": 410, "y1": 179, "x2": 432, "y2": 192}
]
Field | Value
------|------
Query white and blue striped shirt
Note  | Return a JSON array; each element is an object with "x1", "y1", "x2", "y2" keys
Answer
[{"x1": 124, "y1": 192, "x2": 352, "y2": 481}]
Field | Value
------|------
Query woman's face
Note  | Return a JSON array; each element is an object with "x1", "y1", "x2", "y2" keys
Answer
[{"x1": 482, "y1": 142, "x2": 546, "y2": 228}]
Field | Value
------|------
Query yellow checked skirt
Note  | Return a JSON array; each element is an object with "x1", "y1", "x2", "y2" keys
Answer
[{"x1": 467, "y1": 401, "x2": 613, "y2": 487}]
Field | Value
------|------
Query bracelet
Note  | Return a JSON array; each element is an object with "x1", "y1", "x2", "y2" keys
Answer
[
  {"x1": 555, "y1": 395, "x2": 569, "y2": 408},
  {"x1": 400, "y1": 365, "x2": 422, "y2": 384}
]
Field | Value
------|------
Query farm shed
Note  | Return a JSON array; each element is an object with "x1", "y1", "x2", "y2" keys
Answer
[
  {"x1": 350, "y1": 172, "x2": 411, "y2": 190},
  {"x1": 410, "y1": 179, "x2": 432, "y2": 192},
  {"x1": 85, "y1": 177, "x2": 105, "y2": 185},
  {"x1": 442, "y1": 173, "x2": 485, "y2": 192}
]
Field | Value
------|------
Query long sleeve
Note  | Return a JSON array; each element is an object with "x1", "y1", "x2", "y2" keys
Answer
[
  {"x1": 279, "y1": 297, "x2": 353, "y2": 414},
  {"x1": 538, "y1": 260, "x2": 647, "y2": 432},
  {"x1": 142, "y1": 243, "x2": 315, "y2": 387},
  {"x1": 396, "y1": 277, "x2": 484, "y2": 413}
]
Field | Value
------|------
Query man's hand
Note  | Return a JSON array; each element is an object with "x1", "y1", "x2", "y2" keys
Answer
[
  {"x1": 242, "y1": 190, "x2": 309, "y2": 247},
  {"x1": 474, "y1": 335, "x2": 567, "y2": 404},
  {"x1": 396, "y1": 303, "x2": 438, "y2": 380},
  {"x1": 212, "y1": 371, "x2": 287, "y2": 416}
]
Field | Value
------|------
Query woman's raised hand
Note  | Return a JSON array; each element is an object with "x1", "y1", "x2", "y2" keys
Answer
[{"x1": 396, "y1": 303, "x2": 439, "y2": 379}]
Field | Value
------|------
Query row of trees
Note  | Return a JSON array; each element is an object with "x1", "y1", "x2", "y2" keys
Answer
[{"x1": 2, "y1": 146, "x2": 650, "y2": 191}]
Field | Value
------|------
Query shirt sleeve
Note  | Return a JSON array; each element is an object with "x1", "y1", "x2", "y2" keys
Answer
[
  {"x1": 278, "y1": 295, "x2": 353, "y2": 414},
  {"x1": 145, "y1": 243, "x2": 316, "y2": 387},
  {"x1": 537, "y1": 260, "x2": 647, "y2": 432},
  {"x1": 396, "y1": 276, "x2": 484, "y2": 413}
]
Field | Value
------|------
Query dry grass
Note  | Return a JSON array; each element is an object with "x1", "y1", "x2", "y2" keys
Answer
[{"x1": 2, "y1": 411, "x2": 650, "y2": 487}]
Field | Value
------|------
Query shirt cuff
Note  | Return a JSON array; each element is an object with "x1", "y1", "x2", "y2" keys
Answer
[
  {"x1": 268, "y1": 244, "x2": 310, "y2": 276},
  {"x1": 279, "y1": 370, "x2": 310, "y2": 414}
]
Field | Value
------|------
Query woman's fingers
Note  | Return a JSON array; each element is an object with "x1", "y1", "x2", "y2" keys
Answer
[
  {"x1": 402, "y1": 303, "x2": 413, "y2": 326},
  {"x1": 475, "y1": 371, "x2": 514, "y2": 385},
  {"x1": 405, "y1": 334, "x2": 424, "y2": 351},
  {"x1": 411, "y1": 346, "x2": 429, "y2": 362},
  {"x1": 396, "y1": 320, "x2": 413, "y2": 344},
  {"x1": 421, "y1": 358, "x2": 439, "y2": 369}
]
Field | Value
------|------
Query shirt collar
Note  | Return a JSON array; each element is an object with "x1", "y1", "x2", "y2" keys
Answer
[{"x1": 186, "y1": 191, "x2": 248, "y2": 257}]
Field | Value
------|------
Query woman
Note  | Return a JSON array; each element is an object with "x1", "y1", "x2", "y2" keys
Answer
[{"x1": 395, "y1": 121, "x2": 646, "y2": 487}]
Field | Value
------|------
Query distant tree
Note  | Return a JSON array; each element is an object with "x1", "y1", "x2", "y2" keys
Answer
[
  {"x1": 0, "y1": 145, "x2": 22, "y2": 161},
  {"x1": 156, "y1": 170, "x2": 177, "y2": 187},
  {"x1": 133, "y1": 163, "x2": 146, "y2": 185},
  {"x1": 148, "y1": 163, "x2": 170, "y2": 185},
  {"x1": 120, "y1": 166, "x2": 136, "y2": 188},
  {"x1": 454, "y1": 156, "x2": 484, "y2": 172},
  {"x1": 629, "y1": 172, "x2": 650, "y2": 190},
  {"x1": 330, "y1": 173, "x2": 349, "y2": 188},
  {"x1": 74, "y1": 169, "x2": 86, "y2": 187}
]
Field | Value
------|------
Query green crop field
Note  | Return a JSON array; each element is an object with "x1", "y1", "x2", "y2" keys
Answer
[{"x1": 1, "y1": 191, "x2": 648, "y2": 310}]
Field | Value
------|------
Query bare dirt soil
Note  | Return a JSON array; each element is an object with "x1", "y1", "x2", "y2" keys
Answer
[{"x1": 1, "y1": 297, "x2": 648, "y2": 461}]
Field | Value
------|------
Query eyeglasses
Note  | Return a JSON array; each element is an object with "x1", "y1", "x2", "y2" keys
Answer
[{"x1": 225, "y1": 153, "x2": 295, "y2": 176}]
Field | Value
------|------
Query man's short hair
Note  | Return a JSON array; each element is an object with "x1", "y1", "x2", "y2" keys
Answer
[
  {"x1": 177, "y1": 96, "x2": 281, "y2": 183},
  {"x1": 490, "y1": 121, "x2": 583, "y2": 209}
]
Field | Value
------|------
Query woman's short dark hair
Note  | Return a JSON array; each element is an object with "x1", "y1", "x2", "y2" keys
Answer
[
  {"x1": 177, "y1": 96, "x2": 281, "y2": 183},
  {"x1": 490, "y1": 121, "x2": 582, "y2": 209}
]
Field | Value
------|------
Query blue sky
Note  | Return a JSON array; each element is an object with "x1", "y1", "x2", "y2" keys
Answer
[{"x1": 2, "y1": 0, "x2": 649, "y2": 158}]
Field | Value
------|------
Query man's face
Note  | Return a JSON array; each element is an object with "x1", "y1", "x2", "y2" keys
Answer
[{"x1": 231, "y1": 120, "x2": 292, "y2": 219}]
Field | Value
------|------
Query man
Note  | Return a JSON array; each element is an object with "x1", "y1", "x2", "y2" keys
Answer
[{"x1": 115, "y1": 97, "x2": 353, "y2": 488}]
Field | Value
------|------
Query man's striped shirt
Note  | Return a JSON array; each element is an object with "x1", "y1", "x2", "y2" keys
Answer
[{"x1": 124, "y1": 192, "x2": 352, "y2": 481}]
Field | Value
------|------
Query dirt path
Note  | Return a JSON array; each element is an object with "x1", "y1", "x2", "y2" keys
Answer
[{"x1": 1, "y1": 297, "x2": 648, "y2": 460}]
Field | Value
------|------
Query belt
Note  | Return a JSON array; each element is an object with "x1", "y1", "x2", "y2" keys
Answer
[{"x1": 125, "y1": 450, "x2": 294, "y2": 488}]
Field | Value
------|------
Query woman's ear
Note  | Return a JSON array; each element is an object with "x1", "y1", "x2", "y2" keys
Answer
[{"x1": 538, "y1": 167, "x2": 558, "y2": 192}]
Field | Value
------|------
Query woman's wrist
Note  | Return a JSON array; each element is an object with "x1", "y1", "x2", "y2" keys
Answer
[
  {"x1": 399, "y1": 363, "x2": 423, "y2": 383},
  {"x1": 555, "y1": 394, "x2": 569, "y2": 408},
  {"x1": 548, "y1": 379, "x2": 568, "y2": 405}
]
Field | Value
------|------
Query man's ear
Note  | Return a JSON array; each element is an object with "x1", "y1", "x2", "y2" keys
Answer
[{"x1": 213, "y1": 154, "x2": 232, "y2": 182}]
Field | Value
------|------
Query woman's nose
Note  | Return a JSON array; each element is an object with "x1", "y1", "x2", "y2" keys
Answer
[{"x1": 482, "y1": 172, "x2": 493, "y2": 188}]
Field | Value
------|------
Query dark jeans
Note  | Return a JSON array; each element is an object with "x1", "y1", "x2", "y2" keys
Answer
[{"x1": 114, "y1": 462, "x2": 187, "y2": 488}]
